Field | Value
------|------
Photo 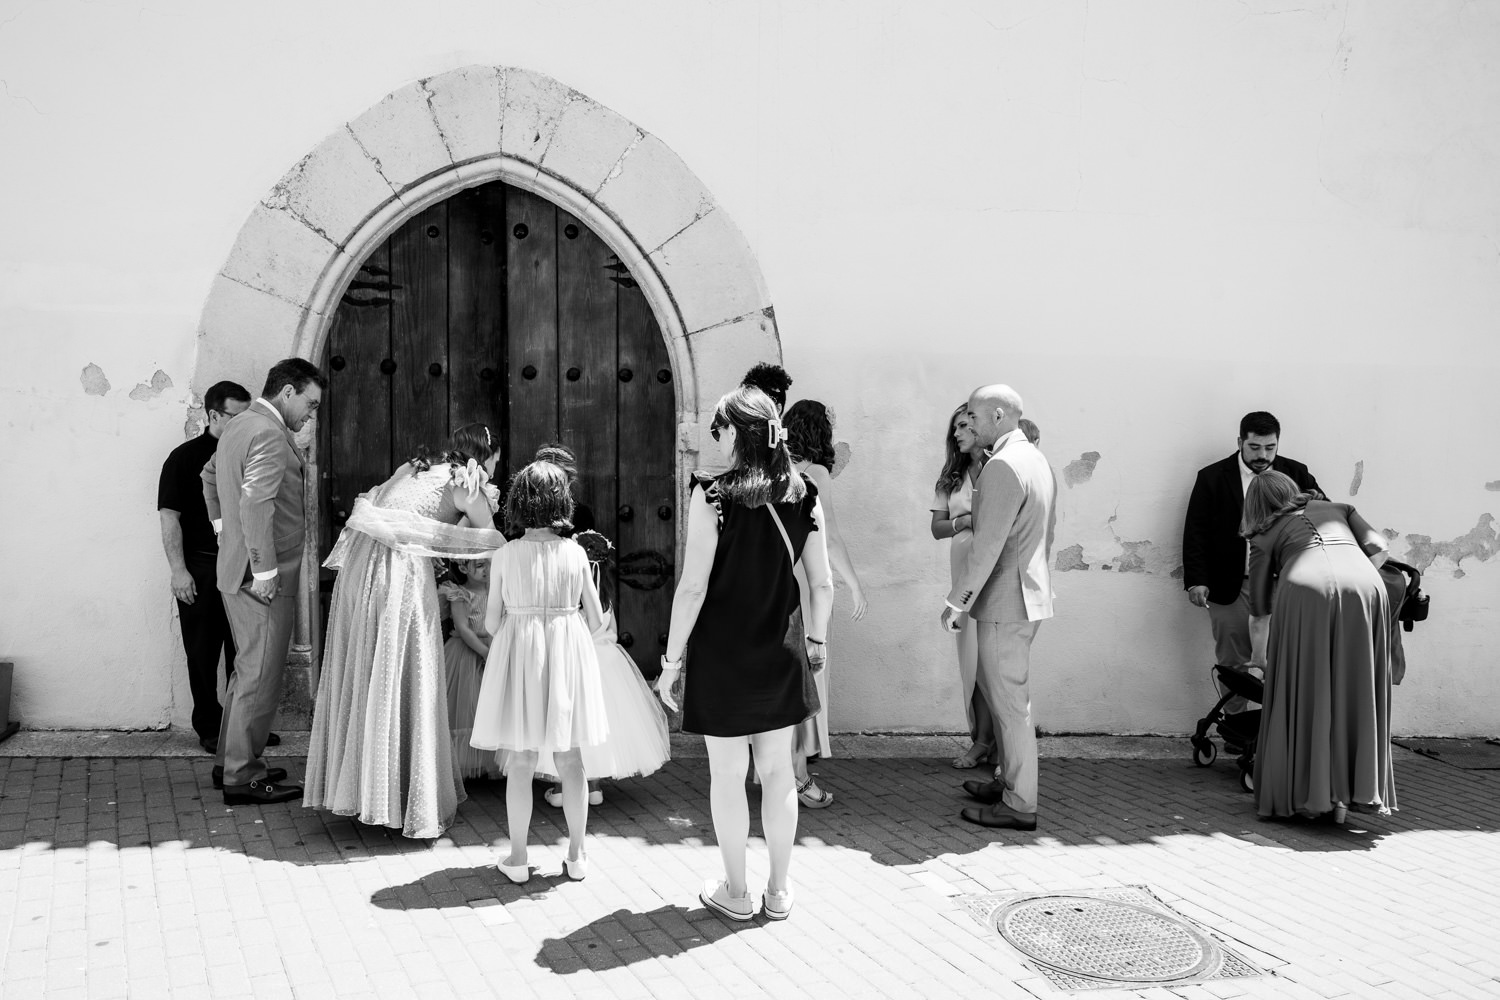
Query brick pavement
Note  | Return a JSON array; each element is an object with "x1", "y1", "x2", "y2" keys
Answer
[{"x1": 1, "y1": 741, "x2": 1498, "y2": 999}]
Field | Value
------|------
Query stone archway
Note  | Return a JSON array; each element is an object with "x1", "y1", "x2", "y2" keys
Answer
[{"x1": 193, "y1": 65, "x2": 781, "y2": 716}]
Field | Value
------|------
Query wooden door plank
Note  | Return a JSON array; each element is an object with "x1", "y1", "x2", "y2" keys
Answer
[
  {"x1": 323, "y1": 242, "x2": 393, "y2": 550},
  {"x1": 505, "y1": 186, "x2": 559, "y2": 501},
  {"x1": 390, "y1": 202, "x2": 450, "y2": 460},
  {"x1": 614, "y1": 273, "x2": 676, "y2": 673},
  {"x1": 448, "y1": 181, "x2": 507, "y2": 498},
  {"x1": 557, "y1": 211, "x2": 619, "y2": 546}
]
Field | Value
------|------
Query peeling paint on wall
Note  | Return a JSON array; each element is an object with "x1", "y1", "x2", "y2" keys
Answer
[
  {"x1": 1350, "y1": 460, "x2": 1364, "y2": 496},
  {"x1": 1399, "y1": 514, "x2": 1497, "y2": 577},
  {"x1": 128, "y1": 370, "x2": 173, "y2": 402},
  {"x1": 1055, "y1": 543, "x2": 1089, "y2": 572},
  {"x1": 182, "y1": 402, "x2": 205, "y2": 439},
  {"x1": 1063, "y1": 451, "x2": 1101, "y2": 487},
  {"x1": 831, "y1": 441, "x2": 852, "y2": 479},
  {"x1": 80, "y1": 363, "x2": 111, "y2": 396}
]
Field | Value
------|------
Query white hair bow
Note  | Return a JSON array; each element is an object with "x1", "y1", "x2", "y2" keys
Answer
[{"x1": 767, "y1": 418, "x2": 785, "y2": 447}]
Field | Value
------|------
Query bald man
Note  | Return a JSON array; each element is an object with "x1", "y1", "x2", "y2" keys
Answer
[{"x1": 940, "y1": 384, "x2": 1056, "y2": 830}]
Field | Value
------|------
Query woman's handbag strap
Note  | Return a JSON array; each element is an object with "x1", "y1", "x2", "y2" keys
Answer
[{"x1": 766, "y1": 502, "x2": 797, "y2": 568}]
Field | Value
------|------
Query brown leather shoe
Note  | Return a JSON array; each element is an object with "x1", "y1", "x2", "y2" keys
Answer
[
  {"x1": 223, "y1": 778, "x2": 303, "y2": 805},
  {"x1": 961, "y1": 778, "x2": 1007, "y2": 804},
  {"x1": 213, "y1": 766, "x2": 287, "y2": 790},
  {"x1": 961, "y1": 802, "x2": 1038, "y2": 830}
]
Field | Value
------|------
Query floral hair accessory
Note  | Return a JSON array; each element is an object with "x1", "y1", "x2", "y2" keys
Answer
[
  {"x1": 575, "y1": 529, "x2": 615, "y2": 564},
  {"x1": 767, "y1": 417, "x2": 785, "y2": 447},
  {"x1": 454, "y1": 458, "x2": 486, "y2": 496}
]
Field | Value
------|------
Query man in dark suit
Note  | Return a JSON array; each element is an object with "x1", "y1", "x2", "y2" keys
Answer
[
  {"x1": 158, "y1": 380, "x2": 251, "y2": 753},
  {"x1": 1182, "y1": 411, "x2": 1322, "y2": 718},
  {"x1": 202, "y1": 358, "x2": 324, "y2": 805}
]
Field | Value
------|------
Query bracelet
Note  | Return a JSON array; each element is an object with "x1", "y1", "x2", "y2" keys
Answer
[{"x1": 660, "y1": 655, "x2": 683, "y2": 671}]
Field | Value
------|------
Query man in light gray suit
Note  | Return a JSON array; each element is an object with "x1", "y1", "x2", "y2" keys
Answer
[
  {"x1": 203, "y1": 358, "x2": 324, "y2": 805},
  {"x1": 940, "y1": 384, "x2": 1056, "y2": 830}
]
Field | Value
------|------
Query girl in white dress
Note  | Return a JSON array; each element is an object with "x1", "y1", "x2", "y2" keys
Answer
[
  {"x1": 539, "y1": 530, "x2": 670, "y2": 807},
  {"x1": 470, "y1": 461, "x2": 608, "y2": 883}
]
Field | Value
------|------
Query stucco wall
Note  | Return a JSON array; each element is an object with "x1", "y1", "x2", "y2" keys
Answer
[{"x1": 1, "y1": 1, "x2": 1495, "y2": 734}]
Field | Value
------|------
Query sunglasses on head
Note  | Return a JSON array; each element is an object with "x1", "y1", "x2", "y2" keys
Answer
[{"x1": 709, "y1": 424, "x2": 723, "y2": 441}]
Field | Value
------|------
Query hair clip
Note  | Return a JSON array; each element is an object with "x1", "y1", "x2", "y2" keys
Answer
[{"x1": 767, "y1": 418, "x2": 785, "y2": 447}]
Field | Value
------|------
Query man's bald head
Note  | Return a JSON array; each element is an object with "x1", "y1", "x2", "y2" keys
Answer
[{"x1": 966, "y1": 384, "x2": 1023, "y2": 449}]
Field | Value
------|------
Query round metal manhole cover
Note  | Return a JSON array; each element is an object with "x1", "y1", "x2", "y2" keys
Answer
[{"x1": 995, "y1": 896, "x2": 1219, "y2": 983}]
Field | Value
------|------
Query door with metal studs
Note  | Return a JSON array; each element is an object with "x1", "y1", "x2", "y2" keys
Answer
[{"x1": 317, "y1": 180, "x2": 677, "y2": 676}]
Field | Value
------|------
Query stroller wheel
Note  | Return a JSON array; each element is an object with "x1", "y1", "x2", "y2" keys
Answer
[
  {"x1": 1192, "y1": 742, "x2": 1217, "y2": 767},
  {"x1": 1239, "y1": 768, "x2": 1254, "y2": 793}
]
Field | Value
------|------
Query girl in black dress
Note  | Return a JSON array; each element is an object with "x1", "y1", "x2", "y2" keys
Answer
[{"x1": 656, "y1": 386, "x2": 835, "y2": 922}]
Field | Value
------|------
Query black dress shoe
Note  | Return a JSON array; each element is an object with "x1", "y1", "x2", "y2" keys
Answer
[
  {"x1": 213, "y1": 766, "x2": 287, "y2": 790},
  {"x1": 961, "y1": 803, "x2": 1038, "y2": 830},
  {"x1": 200, "y1": 738, "x2": 218, "y2": 755},
  {"x1": 266, "y1": 732, "x2": 282, "y2": 747},
  {"x1": 962, "y1": 778, "x2": 1007, "y2": 804},
  {"x1": 223, "y1": 778, "x2": 303, "y2": 805}
]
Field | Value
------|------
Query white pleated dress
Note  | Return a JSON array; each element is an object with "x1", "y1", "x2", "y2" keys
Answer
[{"x1": 470, "y1": 537, "x2": 609, "y2": 756}]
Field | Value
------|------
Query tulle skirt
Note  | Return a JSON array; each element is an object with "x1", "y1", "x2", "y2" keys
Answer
[
  {"x1": 305, "y1": 532, "x2": 466, "y2": 839},
  {"x1": 471, "y1": 610, "x2": 609, "y2": 755},
  {"x1": 536, "y1": 634, "x2": 669, "y2": 780},
  {"x1": 444, "y1": 638, "x2": 501, "y2": 779}
]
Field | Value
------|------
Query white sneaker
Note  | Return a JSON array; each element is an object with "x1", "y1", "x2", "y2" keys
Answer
[
  {"x1": 589, "y1": 788, "x2": 604, "y2": 806},
  {"x1": 700, "y1": 879, "x2": 755, "y2": 921},
  {"x1": 762, "y1": 884, "x2": 794, "y2": 920}
]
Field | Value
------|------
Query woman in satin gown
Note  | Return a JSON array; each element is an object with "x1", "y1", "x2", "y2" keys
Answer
[
  {"x1": 930, "y1": 404, "x2": 992, "y2": 769},
  {"x1": 1243, "y1": 471, "x2": 1397, "y2": 822},
  {"x1": 306, "y1": 424, "x2": 506, "y2": 839}
]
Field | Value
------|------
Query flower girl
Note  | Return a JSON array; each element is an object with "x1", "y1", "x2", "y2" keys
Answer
[
  {"x1": 439, "y1": 559, "x2": 500, "y2": 780},
  {"x1": 539, "y1": 530, "x2": 670, "y2": 807},
  {"x1": 470, "y1": 461, "x2": 608, "y2": 882}
]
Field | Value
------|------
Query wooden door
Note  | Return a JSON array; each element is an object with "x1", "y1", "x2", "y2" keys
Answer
[{"x1": 318, "y1": 180, "x2": 676, "y2": 675}]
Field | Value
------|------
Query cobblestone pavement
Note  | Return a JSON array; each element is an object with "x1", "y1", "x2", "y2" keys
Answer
[{"x1": 1, "y1": 736, "x2": 1498, "y2": 999}]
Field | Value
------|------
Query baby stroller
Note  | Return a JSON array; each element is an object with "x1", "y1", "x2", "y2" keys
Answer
[{"x1": 1190, "y1": 665, "x2": 1263, "y2": 792}]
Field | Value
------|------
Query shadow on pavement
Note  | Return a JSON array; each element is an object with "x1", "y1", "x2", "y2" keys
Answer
[
  {"x1": 368, "y1": 863, "x2": 577, "y2": 910},
  {"x1": 1, "y1": 750, "x2": 1493, "y2": 868},
  {"x1": 533, "y1": 905, "x2": 764, "y2": 974}
]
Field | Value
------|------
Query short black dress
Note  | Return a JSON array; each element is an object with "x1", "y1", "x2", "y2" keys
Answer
[{"x1": 681, "y1": 471, "x2": 821, "y2": 738}]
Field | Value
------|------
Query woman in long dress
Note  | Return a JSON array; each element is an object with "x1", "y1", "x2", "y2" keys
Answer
[
  {"x1": 1243, "y1": 471, "x2": 1397, "y2": 822},
  {"x1": 306, "y1": 423, "x2": 505, "y2": 839},
  {"x1": 656, "y1": 385, "x2": 835, "y2": 921},
  {"x1": 930, "y1": 404, "x2": 992, "y2": 769},
  {"x1": 782, "y1": 399, "x2": 866, "y2": 808}
]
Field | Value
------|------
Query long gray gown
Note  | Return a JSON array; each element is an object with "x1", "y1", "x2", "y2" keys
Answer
[
  {"x1": 1247, "y1": 500, "x2": 1396, "y2": 819},
  {"x1": 306, "y1": 465, "x2": 501, "y2": 838}
]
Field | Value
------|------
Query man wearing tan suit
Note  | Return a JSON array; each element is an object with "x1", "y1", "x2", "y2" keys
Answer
[
  {"x1": 940, "y1": 384, "x2": 1056, "y2": 830},
  {"x1": 203, "y1": 358, "x2": 324, "y2": 805}
]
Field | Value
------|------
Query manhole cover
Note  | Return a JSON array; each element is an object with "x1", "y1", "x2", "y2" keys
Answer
[{"x1": 994, "y1": 895, "x2": 1218, "y2": 983}]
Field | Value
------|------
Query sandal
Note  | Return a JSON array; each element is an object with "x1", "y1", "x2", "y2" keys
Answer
[
  {"x1": 951, "y1": 742, "x2": 992, "y2": 769},
  {"x1": 797, "y1": 776, "x2": 834, "y2": 809}
]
